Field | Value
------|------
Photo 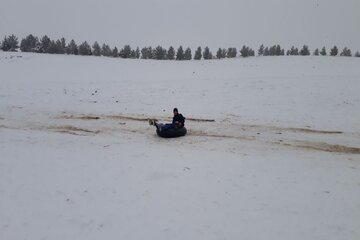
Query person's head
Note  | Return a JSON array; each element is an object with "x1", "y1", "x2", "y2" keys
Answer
[{"x1": 173, "y1": 108, "x2": 178, "y2": 115}]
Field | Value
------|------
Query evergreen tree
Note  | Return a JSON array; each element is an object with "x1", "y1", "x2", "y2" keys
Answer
[
  {"x1": 135, "y1": 47, "x2": 140, "y2": 59},
  {"x1": 209, "y1": 52, "x2": 213, "y2": 59},
  {"x1": 39, "y1": 35, "x2": 51, "y2": 53},
  {"x1": 264, "y1": 47, "x2": 270, "y2": 56},
  {"x1": 275, "y1": 45, "x2": 282, "y2": 56},
  {"x1": 1, "y1": 34, "x2": 19, "y2": 51},
  {"x1": 249, "y1": 48, "x2": 255, "y2": 56},
  {"x1": 289, "y1": 46, "x2": 299, "y2": 55},
  {"x1": 163, "y1": 49, "x2": 168, "y2": 59},
  {"x1": 164, "y1": 48, "x2": 168, "y2": 59},
  {"x1": 78, "y1": 41, "x2": 92, "y2": 55},
  {"x1": 265, "y1": 45, "x2": 282, "y2": 56},
  {"x1": 20, "y1": 38, "x2": 28, "y2": 52},
  {"x1": 66, "y1": 39, "x2": 78, "y2": 55},
  {"x1": 8, "y1": 34, "x2": 19, "y2": 51},
  {"x1": 101, "y1": 43, "x2": 112, "y2": 56},
  {"x1": 258, "y1": 44, "x2": 264, "y2": 56},
  {"x1": 227, "y1": 48, "x2": 234, "y2": 58},
  {"x1": 48, "y1": 40, "x2": 58, "y2": 54},
  {"x1": 176, "y1": 46, "x2": 184, "y2": 60},
  {"x1": 227, "y1": 48, "x2": 237, "y2": 58},
  {"x1": 51, "y1": 38, "x2": 66, "y2": 54},
  {"x1": 92, "y1": 41, "x2": 101, "y2": 56},
  {"x1": 112, "y1": 47, "x2": 119, "y2": 57},
  {"x1": 167, "y1": 46, "x2": 175, "y2": 60},
  {"x1": 184, "y1": 47, "x2": 192, "y2": 60},
  {"x1": 194, "y1": 47, "x2": 202, "y2": 60},
  {"x1": 216, "y1": 48, "x2": 223, "y2": 59},
  {"x1": 54, "y1": 40, "x2": 62, "y2": 54},
  {"x1": 1, "y1": 36, "x2": 9, "y2": 51},
  {"x1": 20, "y1": 34, "x2": 39, "y2": 52},
  {"x1": 120, "y1": 45, "x2": 132, "y2": 58},
  {"x1": 240, "y1": 45, "x2": 250, "y2": 57},
  {"x1": 141, "y1": 47, "x2": 150, "y2": 59},
  {"x1": 130, "y1": 50, "x2": 136, "y2": 59},
  {"x1": 154, "y1": 46, "x2": 166, "y2": 60},
  {"x1": 288, "y1": 46, "x2": 294, "y2": 55},
  {"x1": 269, "y1": 45, "x2": 277, "y2": 56},
  {"x1": 203, "y1": 46, "x2": 211, "y2": 60},
  {"x1": 294, "y1": 47, "x2": 299, "y2": 55},
  {"x1": 221, "y1": 48, "x2": 227, "y2": 58},
  {"x1": 149, "y1": 47, "x2": 154, "y2": 59},
  {"x1": 330, "y1": 46, "x2": 338, "y2": 56},
  {"x1": 340, "y1": 47, "x2": 351, "y2": 57},
  {"x1": 313, "y1": 48, "x2": 319, "y2": 56},
  {"x1": 60, "y1": 38, "x2": 66, "y2": 54},
  {"x1": 299, "y1": 45, "x2": 310, "y2": 56},
  {"x1": 240, "y1": 45, "x2": 255, "y2": 57},
  {"x1": 140, "y1": 47, "x2": 147, "y2": 59},
  {"x1": 320, "y1": 46, "x2": 327, "y2": 56},
  {"x1": 56, "y1": 39, "x2": 64, "y2": 54},
  {"x1": 216, "y1": 48, "x2": 227, "y2": 59}
]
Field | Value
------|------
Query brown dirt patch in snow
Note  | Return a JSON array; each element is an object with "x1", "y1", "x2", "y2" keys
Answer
[
  {"x1": 50, "y1": 125, "x2": 100, "y2": 136},
  {"x1": 59, "y1": 114, "x2": 100, "y2": 120},
  {"x1": 189, "y1": 130, "x2": 255, "y2": 141},
  {"x1": 58, "y1": 113, "x2": 215, "y2": 123},
  {"x1": 278, "y1": 141, "x2": 360, "y2": 154},
  {"x1": 186, "y1": 118, "x2": 215, "y2": 122},
  {"x1": 107, "y1": 115, "x2": 149, "y2": 122},
  {"x1": 244, "y1": 124, "x2": 343, "y2": 135},
  {"x1": 76, "y1": 116, "x2": 100, "y2": 120},
  {"x1": 283, "y1": 127, "x2": 343, "y2": 134},
  {"x1": 59, "y1": 113, "x2": 149, "y2": 122}
]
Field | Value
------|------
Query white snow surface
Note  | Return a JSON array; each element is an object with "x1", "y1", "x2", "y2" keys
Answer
[{"x1": 1, "y1": 52, "x2": 360, "y2": 240}]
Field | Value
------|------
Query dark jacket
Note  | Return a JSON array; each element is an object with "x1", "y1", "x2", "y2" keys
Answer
[{"x1": 172, "y1": 113, "x2": 185, "y2": 127}]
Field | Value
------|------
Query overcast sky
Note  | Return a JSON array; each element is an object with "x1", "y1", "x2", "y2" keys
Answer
[{"x1": 1, "y1": 0, "x2": 359, "y2": 51}]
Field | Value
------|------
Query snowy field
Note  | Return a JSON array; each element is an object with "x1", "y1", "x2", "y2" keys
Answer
[{"x1": 1, "y1": 52, "x2": 360, "y2": 240}]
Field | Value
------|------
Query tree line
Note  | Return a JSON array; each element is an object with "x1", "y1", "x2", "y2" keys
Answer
[{"x1": 1, "y1": 34, "x2": 360, "y2": 59}]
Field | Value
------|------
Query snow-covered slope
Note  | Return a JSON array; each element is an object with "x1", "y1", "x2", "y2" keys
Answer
[{"x1": 1, "y1": 52, "x2": 359, "y2": 240}]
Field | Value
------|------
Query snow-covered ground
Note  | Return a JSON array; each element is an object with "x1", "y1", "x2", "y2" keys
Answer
[{"x1": 1, "y1": 52, "x2": 360, "y2": 240}]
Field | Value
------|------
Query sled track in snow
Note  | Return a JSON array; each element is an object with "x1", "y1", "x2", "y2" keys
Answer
[
  {"x1": 58, "y1": 113, "x2": 216, "y2": 123},
  {"x1": 2, "y1": 111, "x2": 358, "y2": 154},
  {"x1": 50, "y1": 112, "x2": 360, "y2": 155},
  {"x1": 188, "y1": 129, "x2": 256, "y2": 141},
  {"x1": 50, "y1": 125, "x2": 100, "y2": 136},
  {"x1": 282, "y1": 141, "x2": 360, "y2": 154}
]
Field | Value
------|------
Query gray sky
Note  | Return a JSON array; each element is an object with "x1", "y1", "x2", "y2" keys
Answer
[{"x1": 1, "y1": 0, "x2": 359, "y2": 51}]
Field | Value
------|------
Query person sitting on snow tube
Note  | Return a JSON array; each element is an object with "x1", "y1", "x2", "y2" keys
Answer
[{"x1": 155, "y1": 108, "x2": 185, "y2": 132}]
